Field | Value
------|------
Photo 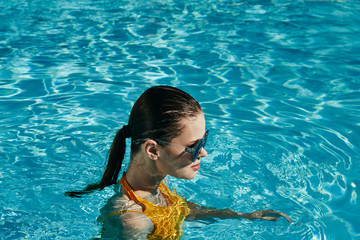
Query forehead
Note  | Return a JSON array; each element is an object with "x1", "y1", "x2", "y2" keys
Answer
[{"x1": 172, "y1": 112, "x2": 205, "y2": 144}]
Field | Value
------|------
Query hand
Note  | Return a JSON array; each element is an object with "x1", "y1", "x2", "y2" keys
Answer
[{"x1": 244, "y1": 209, "x2": 292, "y2": 223}]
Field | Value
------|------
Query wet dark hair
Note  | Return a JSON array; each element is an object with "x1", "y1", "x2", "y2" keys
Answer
[{"x1": 66, "y1": 86, "x2": 202, "y2": 197}]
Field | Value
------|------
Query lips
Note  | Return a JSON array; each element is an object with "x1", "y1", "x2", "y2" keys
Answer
[{"x1": 191, "y1": 163, "x2": 200, "y2": 171}]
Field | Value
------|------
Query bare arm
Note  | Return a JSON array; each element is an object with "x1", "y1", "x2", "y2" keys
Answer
[{"x1": 185, "y1": 201, "x2": 292, "y2": 223}]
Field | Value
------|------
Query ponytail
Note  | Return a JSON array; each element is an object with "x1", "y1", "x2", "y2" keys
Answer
[{"x1": 65, "y1": 125, "x2": 130, "y2": 198}]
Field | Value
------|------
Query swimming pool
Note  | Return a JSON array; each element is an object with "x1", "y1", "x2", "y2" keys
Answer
[{"x1": 1, "y1": 0, "x2": 359, "y2": 239}]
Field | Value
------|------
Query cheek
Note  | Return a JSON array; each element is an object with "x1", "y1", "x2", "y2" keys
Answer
[{"x1": 158, "y1": 149, "x2": 192, "y2": 171}]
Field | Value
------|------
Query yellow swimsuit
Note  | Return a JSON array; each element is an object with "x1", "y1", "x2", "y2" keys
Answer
[{"x1": 104, "y1": 174, "x2": 190, "y2": 240}]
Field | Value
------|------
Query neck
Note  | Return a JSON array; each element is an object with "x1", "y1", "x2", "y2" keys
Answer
[{"x1": 123, "y1": 154, "x2": 165, "y2": 197}]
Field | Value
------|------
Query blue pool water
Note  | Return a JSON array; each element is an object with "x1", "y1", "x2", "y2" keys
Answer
[{"x1": 1, "y1": 0, "x2": 359, "y2": 239}]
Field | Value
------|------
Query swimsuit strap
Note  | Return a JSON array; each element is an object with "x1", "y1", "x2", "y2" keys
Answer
[
  {"x1": 102, "y1": 210, "x2": 144, "y2": 223},
  {"x1": 120, "y1": 173, "x2": 146, "y2": 210}
]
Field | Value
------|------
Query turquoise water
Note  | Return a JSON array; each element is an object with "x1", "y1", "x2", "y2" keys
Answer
[{"x1": 1, "y1": 0, "x2": 359, "y2": 239}]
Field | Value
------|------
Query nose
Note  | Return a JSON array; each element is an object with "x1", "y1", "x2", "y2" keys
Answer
[{"x1": 199, "y1": 147, "x2": 207, "y2": 158}]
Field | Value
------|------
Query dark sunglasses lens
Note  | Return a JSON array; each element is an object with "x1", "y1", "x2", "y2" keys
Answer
[{"x1": 193, "y1": 138, "x2": 206, "y2": 162}]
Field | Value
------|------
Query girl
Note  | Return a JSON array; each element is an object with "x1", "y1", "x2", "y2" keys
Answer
[{"x1": 66, "y1": 86, "x2": 291, "y2": 239}]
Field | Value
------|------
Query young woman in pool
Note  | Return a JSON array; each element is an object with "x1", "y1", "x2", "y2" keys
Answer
[{"x1": 66, "y1": 86, "x2": 291, "y2": 239}]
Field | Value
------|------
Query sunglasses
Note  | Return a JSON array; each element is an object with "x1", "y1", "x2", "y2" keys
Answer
[{"x1": 157, "y1": 130, "x2": 209, "y2": 162}]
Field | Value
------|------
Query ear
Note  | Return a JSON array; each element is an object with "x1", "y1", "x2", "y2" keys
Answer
[{"x1": 144, "y1": 139, "x2": 160, "y2": 160}]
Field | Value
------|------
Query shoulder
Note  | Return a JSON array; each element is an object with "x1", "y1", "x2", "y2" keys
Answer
[
  {"x1": 102, "y1": 211, "x2": 154, "y2": 239},
  {"x1": 98, "y1": 193, "x2": 154, "y2": 239}
]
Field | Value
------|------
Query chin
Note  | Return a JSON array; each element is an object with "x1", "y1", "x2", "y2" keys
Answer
[
  {"x1": 177, "y1": 171, "x2": 198, "y2": 180},
  {"x1": 168, "y1": 170, "x2": 197, "y2": 180}
]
